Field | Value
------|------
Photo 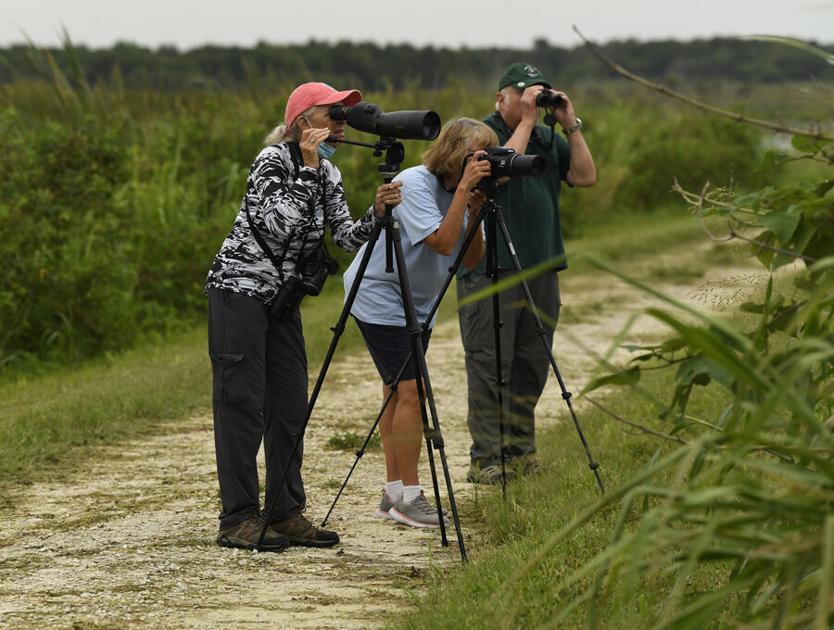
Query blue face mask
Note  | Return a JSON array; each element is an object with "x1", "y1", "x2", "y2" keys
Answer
[{"x1": 317, "y1": 141, "x2": 336, "y2": 160}]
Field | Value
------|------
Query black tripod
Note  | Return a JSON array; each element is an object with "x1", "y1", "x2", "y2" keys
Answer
[
  {"x1": 258, "y1": 137, "x2": 468, "y2": 562},
  {"x1": 319, "y1": 181, "x2": 604, "y2": 516}
]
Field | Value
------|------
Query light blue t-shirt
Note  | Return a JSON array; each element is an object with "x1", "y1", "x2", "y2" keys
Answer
[{"x1": 343, "y1": 165, "x2": 470, "y2": 328}]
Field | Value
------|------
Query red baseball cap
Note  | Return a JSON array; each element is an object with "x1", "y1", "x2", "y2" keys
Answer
[{"x1": 284, "y1": 82, "x2": 362, "y2": 127}]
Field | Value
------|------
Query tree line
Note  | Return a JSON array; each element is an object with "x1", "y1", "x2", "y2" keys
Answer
[{"x1": 2, "y1": 37, "x2": 833, "y2": 91}]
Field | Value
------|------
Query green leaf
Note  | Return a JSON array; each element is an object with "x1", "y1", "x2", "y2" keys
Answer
[
  {"x1": 675, "y1": 355, "x2": 733, "y2": 389},
  {"x1": 581, "y1": 366, "x2": 641, "y2": 394},
  {"x1": 755, "y1": 149, "x2": 787, "y2": 174},
  {"x1": 814, "y1": 179, "x2": 834, "y2": 198},
  {"x1": 659, "y1": 337, "x2": 688, "y2": 353},
  {"x1": 759, "y1": 208, "x2": 801, "y2": 244},
  {"x1": 791, "y1": 134, "x2": 828, "y2": 154},
  {"x1": 748, "y1": 35, "x2": 834, "y2": 65}
]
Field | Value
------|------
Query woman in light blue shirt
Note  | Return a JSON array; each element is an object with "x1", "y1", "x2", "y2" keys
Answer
[{"x1": 343, "y1": 118, "x2": 498, "y2": 528}]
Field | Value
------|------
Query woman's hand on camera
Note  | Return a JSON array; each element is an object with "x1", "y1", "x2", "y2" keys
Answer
[
  {"x1": 299, "y1": 127, "x2": 331, "y2": 168},
  {"x1": 373, "y1": 181, "x2": 403, "y2": 216},
  {"x1": 459, "y1": 150, "x2": 491, "y2": 193}
]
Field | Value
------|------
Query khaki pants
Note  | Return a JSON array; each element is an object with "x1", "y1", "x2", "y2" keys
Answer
[{"x1": 456, "y1": 269, "x2": 560, "y2": 467}]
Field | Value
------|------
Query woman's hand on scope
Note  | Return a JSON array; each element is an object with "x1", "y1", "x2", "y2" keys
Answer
[
  {"x1": 299, "y1": 126, "x2": 331, "y2": 168},
  {"x1": 459, "y1": 150, "x2": 492, "y2": 193},
  {"x1": 373, "y1": 181, "x2": 403, "y2": 216}
]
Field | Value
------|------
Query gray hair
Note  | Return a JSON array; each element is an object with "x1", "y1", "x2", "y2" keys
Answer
[{"x1": 495, "y1": 86, "x2": 517, "y2": 111}]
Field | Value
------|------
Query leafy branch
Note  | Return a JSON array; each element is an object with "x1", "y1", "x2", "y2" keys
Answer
[{"x1": 671, "y1": 179, "x2": 821, "y2": 264}]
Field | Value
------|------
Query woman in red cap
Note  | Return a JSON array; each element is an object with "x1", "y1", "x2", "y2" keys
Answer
[{"x1": 204, "y1": 82, "x2": 402, "y2": 551}]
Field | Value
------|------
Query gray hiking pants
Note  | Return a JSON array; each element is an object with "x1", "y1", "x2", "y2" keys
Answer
[
  {"x1": 456, "y1": 270, "x2": 560, "y2": 468},
  {"x1": 208, "y1": 288, "x2": 307, "y2": 530}
]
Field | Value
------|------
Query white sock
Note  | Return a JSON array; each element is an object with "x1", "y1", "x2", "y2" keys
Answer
[
  {"x1": 386, "y1": 480, "x2": 403, "y2": 502},
  {"x1": 402, "y1": 485, "x2": 422, "y2": 504}
]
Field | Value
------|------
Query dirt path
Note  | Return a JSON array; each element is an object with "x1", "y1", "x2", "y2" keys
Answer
[{"x1": 0, "y1": 244, "x2": 760, "y2": 629}]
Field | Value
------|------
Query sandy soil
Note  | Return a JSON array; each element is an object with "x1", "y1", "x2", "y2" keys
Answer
[{"x1": 0, "y1": 245, "x2": 761, "y2": 629}]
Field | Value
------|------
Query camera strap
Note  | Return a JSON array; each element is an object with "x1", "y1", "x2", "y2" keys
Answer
[{"x1": 244, "y1": 142, "x2": 330, "y2": 283}]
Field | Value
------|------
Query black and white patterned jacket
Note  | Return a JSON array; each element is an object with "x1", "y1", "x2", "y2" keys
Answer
[{"x1": 205, "y1": 143, "x2": 377, "y2": 303}]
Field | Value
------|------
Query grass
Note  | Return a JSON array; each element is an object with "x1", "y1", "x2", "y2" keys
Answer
[
  {"x1": 393, "y1": 369, "x2": 732, "y2": 629},
  {"x1": 0, "y1": 283, "x2": 365, "y2": 485},
  {"x1": 0, "y1": 209, "x2": 703, "y2": 486},
  {"x1": 326, "y1": 430, "x2": 382, "y2": 452}
]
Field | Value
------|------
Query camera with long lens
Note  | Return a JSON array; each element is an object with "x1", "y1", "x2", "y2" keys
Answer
[
  {"x1": 329, "y1": 101, "x2": 441, "y2": 140},
  {"x1": 535, "y1": 90, "x2": 565, "y2": 109},
  {"x1": 474, "y1": 147, "x2": 547, "y2": 195},
  {"x1": 478, "y1": 147, "x2": 547, "y2": 178}
]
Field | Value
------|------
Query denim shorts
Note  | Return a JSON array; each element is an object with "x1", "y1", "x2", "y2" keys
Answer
[{"x1": 354, "y1": 317, "x2": 432, "y2": 385}]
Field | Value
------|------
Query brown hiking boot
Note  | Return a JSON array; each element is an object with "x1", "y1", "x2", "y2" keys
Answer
[
  {"x1": 216, "y1": 514, "x2": 290, "y2": 552},
  {"x1": 269, "y1": 511, "x2": 340, "y2": 548}
]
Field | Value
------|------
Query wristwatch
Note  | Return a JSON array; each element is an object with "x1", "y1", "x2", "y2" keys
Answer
[{"x1": 563, "y1": 118, "x2": 583, "y2": 135}]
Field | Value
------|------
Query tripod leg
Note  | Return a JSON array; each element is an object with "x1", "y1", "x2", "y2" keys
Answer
[
  {"x1": 492, "y1": 207, "x2": 605, "y2": 494},
  {"x1": 390, "y1": 220, "x2": 468, "y2": 562},
  {"x1": 486, "y1": 211, "x2": 509, "y2": 499},
  {"x1": 318, "y1": 207, "x2": 491, "y2": 531},
  {"x1": 320, "y1": 360, "x2": 404, "y2": 527},
  {"x1": 257, "y1": 219, "x2": 386, "y2": 548}
]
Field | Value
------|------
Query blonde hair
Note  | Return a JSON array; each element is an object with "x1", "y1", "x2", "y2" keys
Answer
[
  {"x1": 422, "y1": 118, "x2": 499, "y2": 178},
  {"x1": 263, "y1": 104, "x2": 325, "y2": 145}
]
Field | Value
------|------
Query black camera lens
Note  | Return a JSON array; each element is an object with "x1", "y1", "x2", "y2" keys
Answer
[
  {"x1": 329, "y1": 102, "x2": 440, "y2": 140},
  {"x1": 479, "y1": 147, "x2": 546, "y2": 178},
  {"x1": 535, "y1": 90, "x2": 565, "y2": 109}
]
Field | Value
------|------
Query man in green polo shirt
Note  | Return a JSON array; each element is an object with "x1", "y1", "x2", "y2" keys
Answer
[{"x1": 457, "y1": 62, "x2": 597, "y2": 484}]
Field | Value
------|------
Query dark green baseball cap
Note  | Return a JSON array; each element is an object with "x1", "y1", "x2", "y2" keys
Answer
[{"x1": 498, "y1": 63, "x2": 551, "y2": 90}]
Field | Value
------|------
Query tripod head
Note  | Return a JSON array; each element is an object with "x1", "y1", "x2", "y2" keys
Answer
[
  {"x1": 328, "y1": 134, "x2": 407, "y2": 272},
  {"x1": 372, "y1": 136, "x2": 405, "y2": 180},
  {"x1": 475, "y1": 177, "x2": 501, "y2": 201}
]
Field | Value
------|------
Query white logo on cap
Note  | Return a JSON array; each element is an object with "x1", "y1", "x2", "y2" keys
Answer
[
  {"x1": 517, "y1": 81, "x2": 526, "y2": 87},
  {"x1": 523, "y1": 64, "x2": 540, "y2": 77}
]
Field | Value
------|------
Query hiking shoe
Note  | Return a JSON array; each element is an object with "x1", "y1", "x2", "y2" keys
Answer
[
  {"x1": 216, "y1": 514, "x2": 290, "y2": 552},
  {"x1": 269, "y1": 511, "x2": 340, "y2": 548},
  {"x1": 389, "y1": 492, "x2": 449, "y2": 529},
  {"x1": 473, "y1": 463, "x2": 515, "y2": 485},
  {"x1": 374, "y1": 491, "x2": 396, "y2": 520}
]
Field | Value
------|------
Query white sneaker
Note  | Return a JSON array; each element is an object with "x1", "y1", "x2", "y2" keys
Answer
[
  {"x1": 374, "y1": 491, "x2": 396, "y2": 520},
  {"x1": 389, "y1": 492, "x2": 449, "y2": 529}
]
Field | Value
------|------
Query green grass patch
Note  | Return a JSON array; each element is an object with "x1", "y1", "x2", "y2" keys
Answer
[
  {"x1": 0, "y1": 211, "x2": 718, "y2": 486},
  {"x1": 0, "y1": 285, "x2": 365, "y2": 484},
  {"x1": 564, "y1": 207, "x2": 704, "y2": 268},
  {"x1": 394, "y1": 369, "x2": 732, "y2": 628},
  {"x1": 326, "y1": 430, "x2": 382, "y2": 452}
]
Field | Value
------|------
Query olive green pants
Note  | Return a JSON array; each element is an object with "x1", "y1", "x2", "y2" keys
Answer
[{"x1": 456, "y1": 269, "x2": 560, "y2": 468}]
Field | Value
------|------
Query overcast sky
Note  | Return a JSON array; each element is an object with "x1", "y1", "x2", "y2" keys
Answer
[{"x1": 3, "y1": 0, "x2": 832, "y2": 50}]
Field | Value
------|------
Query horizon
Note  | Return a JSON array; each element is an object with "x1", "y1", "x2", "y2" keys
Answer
[
  {"x1": 3, "y1": 32, "x2": 833, "y2": 53},
  {"x1": 4, "y1": 0, "x2": 832, "y2": 51}
]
